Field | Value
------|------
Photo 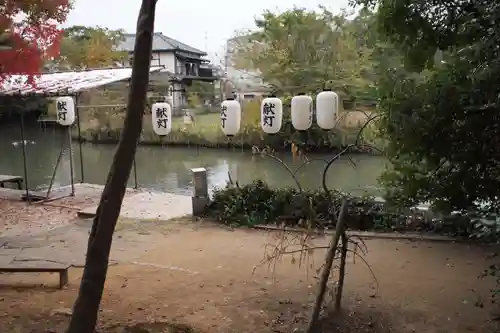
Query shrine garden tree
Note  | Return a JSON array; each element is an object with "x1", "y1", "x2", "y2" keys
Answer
[
  {"x1": 351, "y1": 0, "x2": 500, "y2": 213},
  {"x1": 65, "y1": 0, "x2": 159, "y2": 332},
  {"x1": 0, "y1": 0, "x2": 70, "y2": 80},
  {"x1": 228, "y1": 7, "x2": 403, "y2": 101},
  {"x1": 0, "y1": 0, "x2": 70, "y2": 122},
  {"x1": 352, "y1": 0, "x2": 500, "y2": 312},
  {"x1": 54, "y1": 26, "x2": 128, "y2": 70}
]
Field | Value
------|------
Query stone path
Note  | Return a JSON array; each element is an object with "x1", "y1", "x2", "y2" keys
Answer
[
  {"x1": 0, "y1": 185, "x2": 193, "y2": 270},
  {"x1": 0, "y1": 218, "x2": 178, "y2": 267},
  {"x1": 78, "y1": 191, "x2": 193, "y2": 220}
]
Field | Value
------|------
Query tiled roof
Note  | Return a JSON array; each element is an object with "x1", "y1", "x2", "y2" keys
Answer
[{"x1": 117, "y1": 32, "x2": 207, "y2": 55}]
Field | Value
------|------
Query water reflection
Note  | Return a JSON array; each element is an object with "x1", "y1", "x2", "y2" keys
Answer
[
  {"x1": 0, "y1": 126, "x2": 388, "y2": 196},
  {"x1": 0, "y1": 126, "x2": 71, "y2": 190}
]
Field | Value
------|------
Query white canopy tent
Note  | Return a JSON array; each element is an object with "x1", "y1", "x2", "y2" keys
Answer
[
  {"x1": 0, "y1": 66, "x2": 163, "y2": 203},
  {"x1": 0, "y1": 66, "x2": 163, "y2": 96}
]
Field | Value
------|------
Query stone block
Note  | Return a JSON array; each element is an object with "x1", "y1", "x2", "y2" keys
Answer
[
  {"x1": 192, "y1": 196, "x2": 209, "y2": 217},
  {"x1": 191, "y1": 167, "x2": 208, "y2": 198}
]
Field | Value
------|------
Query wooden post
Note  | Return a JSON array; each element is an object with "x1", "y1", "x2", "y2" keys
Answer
[
  {"x1": 59, "y1": 269, "x2": 69, "y2": 289},
  {"x1": 306, "y1": 199, "x2": 348, "y2": 333},
  {"x1": 334, "y1": 231, "x2": 348, "y2": 311}
]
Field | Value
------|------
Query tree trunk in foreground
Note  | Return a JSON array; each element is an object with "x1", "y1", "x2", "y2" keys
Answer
[
  {"x1": 66, "y1": 1, "x2": 157, "y2": 332},
  {"x1": 334, "y1": 231, "x2": 348, "y2": 311}
]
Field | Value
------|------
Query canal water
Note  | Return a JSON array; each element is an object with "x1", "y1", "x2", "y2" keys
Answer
[{"x1": 0, "y1": 126, "x2": 389, "y2": 196}]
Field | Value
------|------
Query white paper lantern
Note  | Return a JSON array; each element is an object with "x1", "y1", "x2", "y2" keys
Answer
[
  {"x1": 220, "y1": 99, "x2": 241, "y2": 136},
  {"x1": 260, "y1": 97, "x2": 283, "y2": 134},
  {"x1": 291, "y1": 94, "x2": 313, "y2": 131},
  {"x1": 151, "y1": 102, "x2": 172, "y2": 136},
  {"x1": 316, "y1": 90, "x2": 339, "y2": 130},
  {"x1": 55, "y1": 96, "x2": 75, "y2": 126}
]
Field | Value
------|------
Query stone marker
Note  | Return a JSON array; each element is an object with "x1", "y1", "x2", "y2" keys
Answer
[{"x1": 191, "y1": 167, "x2": 209, "y2": 216}]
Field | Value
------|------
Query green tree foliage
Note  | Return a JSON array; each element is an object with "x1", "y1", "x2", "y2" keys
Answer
[
  {"x1": 353, "y1": 1, "x2": 500, "y2": 211},
  {"x1": 186, "y1": 81, "x2": 215, "y2": 107},
  {"x1": 229, "y1": 7, "x2": 375, "y2": 96},
  {"x1": 340, "y1": 8, "x2": 404, "y2": 102},
  {"x1": 353, "y1": 0, "x2": 499, "y2": 71},
  {"x1": 53, "y1": 25, "x2": 127, "y2": 69}
]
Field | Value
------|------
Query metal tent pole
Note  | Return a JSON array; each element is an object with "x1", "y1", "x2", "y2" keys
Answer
[
  {"x1": 45, "y1": 137, "x2": 65, "y2": 200},
  {"x1": 75, "y1": 93, "x2": 84, "y2": 183},
  {"x1": 19, "y1": 111, "x2": 30, "y2": 203},
  {"x1": 68, "y1": 126, "x2": 75, "y2": 196}
]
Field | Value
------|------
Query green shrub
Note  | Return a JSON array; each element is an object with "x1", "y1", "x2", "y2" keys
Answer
[
  {"x1": 205, "y1": 179, "x2": 413, "y2": 231},
  {"x1": 204, "y1": 180, "x2": 500, "y2": 239}
]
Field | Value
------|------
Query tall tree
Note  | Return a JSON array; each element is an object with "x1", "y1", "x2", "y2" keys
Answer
[
  {"x1": 351, "y1": 1, "x2": 500, "y2": 211},
  {"x1": 66, "y1": 1, "x2": 158, "y2": 332},
  {"x1": 55, "y1": 26, "x2": 127, "y2": 69},
  {"x1": 229, "y1": 7, "x2": 374, "y2": 95},
  {"x1": 0, "y1": 0, "x2": 70, "y2": 81},
  {"x1": 352, "y1": 0, "x2": 497, "y2": 71}
]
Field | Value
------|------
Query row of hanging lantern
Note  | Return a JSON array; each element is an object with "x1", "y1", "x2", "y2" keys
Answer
[
  {"x1": 220, "y1": 91, "x2": 339, "y2": 136},
  {"x1": 150, "y1": 91, "x2": 338, "y2": 137},
  {"x1": 53, "y1": 95, "x2": 174, "y2": 136},
  {"x1": 55, "y1": 92, "x2": 337, "y2": 138}
]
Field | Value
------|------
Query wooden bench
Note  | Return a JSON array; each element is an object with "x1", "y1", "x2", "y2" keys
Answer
[
  {"x1": 0, "y1": 175, "x2": 23, "y2": 190},
  {"x1": 0, "y1": 263, "x2": 71, "y2": 289}
]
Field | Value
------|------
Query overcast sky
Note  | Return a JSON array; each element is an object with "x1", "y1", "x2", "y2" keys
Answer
[{"x1": 65, "y1": 0, "x2": 350, "y2": 62}]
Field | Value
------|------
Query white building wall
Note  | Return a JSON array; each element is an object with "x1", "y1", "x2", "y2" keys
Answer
[
  {"x1": 155, "y1": 52, "x2": 176, "y2": 72},
  {"x1": 129, "y1": 50, "x2": 188, "y2": 110},
  {"x1": 128, "y1": 51, "x2": 176, "y2": 72}
]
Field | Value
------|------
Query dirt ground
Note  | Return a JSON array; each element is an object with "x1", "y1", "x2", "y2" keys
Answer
[
  {"x1": 0, "y1": 188, "x2": 102, "y2": 236},
  {"x1": 0, "y1": 199, "x2": 78, "y2": 236},
  {"x1": 0, "y1": 186, "x2": 136, "y2": 236},
  {"x1": 0, "y1": 218, "x2": 498, "y2": 333}
]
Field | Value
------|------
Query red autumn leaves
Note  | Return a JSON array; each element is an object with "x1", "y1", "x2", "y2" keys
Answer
[{"x1": 0, "y1": 0, "x2": 70, "y2": 83}]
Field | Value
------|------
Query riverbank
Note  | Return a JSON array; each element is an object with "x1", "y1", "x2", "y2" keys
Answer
[
  {"x1": 72, "y1": 135, "x2": 383, "y2": 154},
  {"x1": 71, "y1": 105, "x2": 381, "y2": 152}
]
